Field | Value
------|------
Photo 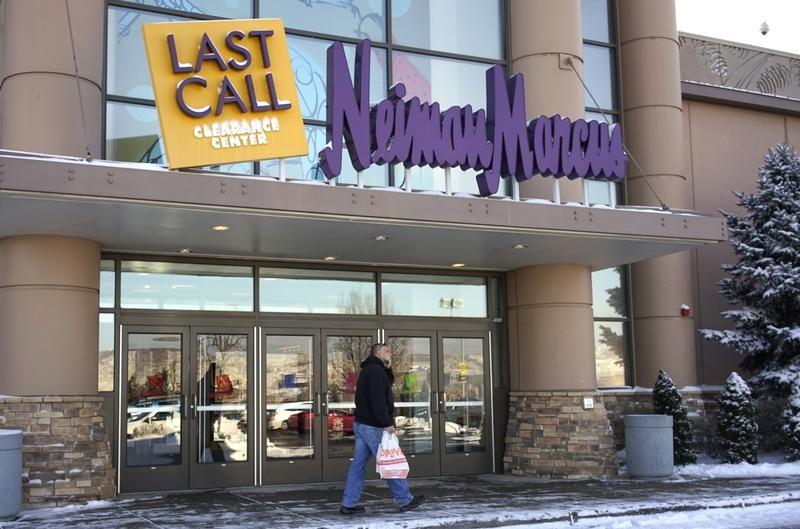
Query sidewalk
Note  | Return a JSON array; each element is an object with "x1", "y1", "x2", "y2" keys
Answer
[{"x1": 2, "y1": 471, "x2": 799, "y2": 529}]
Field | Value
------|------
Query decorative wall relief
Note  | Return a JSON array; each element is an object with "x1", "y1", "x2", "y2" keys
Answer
[{"x1": 680, "y1": 34, "x2": 800, "y2": 100}]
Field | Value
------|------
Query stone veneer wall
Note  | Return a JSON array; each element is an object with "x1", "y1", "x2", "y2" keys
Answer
[
  {"x1": 600, "y1": 388, "x2": 722, "y2": 453},
  {"x1": 504, "y1": 391, "x2": 618, "y2": 478},
  {"x1": 0, "y1": 396, "x2": 114, "y2": 507}
]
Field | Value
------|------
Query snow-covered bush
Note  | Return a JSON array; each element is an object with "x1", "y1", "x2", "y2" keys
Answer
[
  {"x1": 716, "y1": 372, "x2": 758, "y2": 463},
  {"x1": 653, "y1": 369, "x2": 697, "y2": 465}
]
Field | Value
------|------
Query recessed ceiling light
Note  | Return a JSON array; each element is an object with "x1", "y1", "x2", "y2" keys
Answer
[
  {"x1": 373, "y1": 235, "x2": 389, "y2": 241},
  {"x1": 324, "y1": 256, "x2": 337, "y2": 261},
  {"x1": 178, "y1": 248, "x2": 192, "y2": 254},
  {"x1": 513, "y1": 243, "x2": 528, "y2": 249},
  {"x1": 211, "y1": 225, "x2": 231, "y2": 231},
  {"x1": 450, "y1": 262, "x2": 466, "y2": 268}
]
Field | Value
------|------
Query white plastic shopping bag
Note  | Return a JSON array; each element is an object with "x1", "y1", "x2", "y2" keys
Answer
[{"x1": 376, "y1": 430, "x2": 409, "y2": 479}]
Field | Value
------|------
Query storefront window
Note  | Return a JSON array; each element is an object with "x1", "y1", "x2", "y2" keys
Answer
[
  {"x1": 260, "y1": 268, "x2": 376, "y2": 314},
  {"x1": 98, "y1": 313, "x2": 115, "y2": 392},
  {"x1": 121, "y1": 261, "x2": 254, "y2": 311},
  {"x1": 106, "y1": 101, "x2": 164, "y2": 165},
  {"x1": 381, "y1": 274, "x2": 487, "y2": 317},
  {"x1": 583, "y1": 44, "x2": 616, "y2": 111},
  {"x1": 286, "y1": 35, "x2": 387, "y2": 122},
  {"x1": 260, "y1": 0, "x2": 385, "y2": 42},
  {"x1": 392, "y1": 0, "x2": 503, "y2": 60},
  {"x1": 581, "y1": 0, "x2": 612, "y2": 43}
]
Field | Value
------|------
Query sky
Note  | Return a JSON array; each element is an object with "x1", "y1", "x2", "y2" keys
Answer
[{"x1": 676, "y1": 0, "x2": 800, "y2": 55}]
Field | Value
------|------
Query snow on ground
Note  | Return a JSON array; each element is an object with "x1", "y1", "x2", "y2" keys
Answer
[{"x1": 503, "y1": 502, "x2": 800, "y2": 529}]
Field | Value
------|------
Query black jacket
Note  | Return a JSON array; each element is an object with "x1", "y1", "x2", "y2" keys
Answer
[{"x1": 354, "y1": 354, "x2": 395, "y2": 428}]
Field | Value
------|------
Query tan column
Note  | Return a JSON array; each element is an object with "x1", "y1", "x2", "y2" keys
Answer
[
  {"x1": 0, "y1": 0, "x2": 104, "y2": 157},
  {"x1": 507, "y1": 265, "x2": 596, "y2": 390},
  {"x1": 0, "y1": 236, "x2": 100, "y2": 395},
  {"x1": 509, "y1": 0, "x2": 584, "y2": 202},
  {"x1": 619, "y1": 0, "x2": 697, "y2": 387}
]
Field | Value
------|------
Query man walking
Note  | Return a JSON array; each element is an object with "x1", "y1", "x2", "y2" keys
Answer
[{"x1": 340, "y1": 342, "x2": 425, "y2": 514}]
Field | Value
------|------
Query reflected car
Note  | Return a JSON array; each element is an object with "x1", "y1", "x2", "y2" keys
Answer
[
  {"x1": 287, "y1": 409, "x2": 355, "y2": 434},
  {"x1": 268, "y1": 401, "x2": 311, "y2": 430}
]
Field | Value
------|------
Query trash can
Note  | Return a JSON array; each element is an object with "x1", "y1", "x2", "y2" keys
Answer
[
  {"x1": 0, "y1": 429, "x2": 23, "y2": 519},
  {"x1": 624, "y1": 414, "x2": 673, "y2": 478}
]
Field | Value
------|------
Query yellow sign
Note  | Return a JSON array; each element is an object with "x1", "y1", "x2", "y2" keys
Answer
[{"x1": 141, "y1": 19, "x2": 307, "y2": 169}]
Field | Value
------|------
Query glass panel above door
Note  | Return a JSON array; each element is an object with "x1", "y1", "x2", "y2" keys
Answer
[
  {"x1": 381, "y1": 274, "x2": 487, "y2": 317},
  {"x1": 260, "y1": 268, "x2": 376, "y2": 314},
  {"x1": 121, "y1": 261, "x2": 253, "y2": 311}
]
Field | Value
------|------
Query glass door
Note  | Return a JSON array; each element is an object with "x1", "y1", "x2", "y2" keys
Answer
[
  {"x1": 120, "y1": 327, "x2": 189, "y2": 493},
  {"x1": 438, "y1": 333, "x2": 492, "y2": 475},
  {"x1": 120, "y1": 325, "x2": 254, "y2": 493},
  {"x1": 262, "y1": 330, "x2": 321, "y2": 484},
  {"x1": 321, "y1": 330, "x2": 378, "y2": 481},
  {"x1": 383, "y1": 330, "x2": 493, "y2": 477},
  {"x1": 189, "y1": 329, "x2": 253, "y2": 489},
  {"x1": 384, "y1": 332, "x2": 438, "y2": 477}
]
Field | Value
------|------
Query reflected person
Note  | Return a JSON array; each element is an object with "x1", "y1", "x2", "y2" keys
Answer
[{"x1": 340, "y1": 343, "x2": 425, "y2": 514}]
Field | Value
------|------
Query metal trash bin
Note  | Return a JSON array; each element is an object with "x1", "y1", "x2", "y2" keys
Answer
[
  {"x1": 624, "y1": 414, "x2": 673, "y2": 478},
  {"x1": 0, "y1": 429, "x2": 23, "y2": 519}
]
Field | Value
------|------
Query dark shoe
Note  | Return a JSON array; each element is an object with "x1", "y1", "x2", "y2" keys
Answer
[
  {"x1": 339, "y1": 505, "x2": 365, "y2": 515},
  {"x1": 399, "y1": 495, "x2": 426, "y2": 512}
]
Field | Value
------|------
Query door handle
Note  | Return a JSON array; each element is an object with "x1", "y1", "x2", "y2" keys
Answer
[
  {"x1": 431, "y1": 391, "x2": 439, "y2": 414},
  {"x1": 192, "y1": 394, "x2": 198, "y2": 418},
  {"x1": 439, "y1": 392, "x2": 447, "y2": 414},
  {"x1": 181, "y1": 394, "x2": 189, "y2": 420},
  {"x1": 321, "y1": 392, "x2": 329, "y2": 416},
  {"x1": 313, "y1": 392, "x2": 321, "y2": 415}
]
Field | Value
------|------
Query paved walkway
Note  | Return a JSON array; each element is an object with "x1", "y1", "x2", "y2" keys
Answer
[{"x1": 2, "y1": 473, "x2": 800, "y2": 529}]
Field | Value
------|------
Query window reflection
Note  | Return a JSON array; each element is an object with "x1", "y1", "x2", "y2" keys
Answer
[
  {"x1": 264, "y1": 335, "x2": 315, "y2": 460},
  {"x1": 261, "y1": 0, "x2": 385, "y2": 41},
  {"x1": 386, "y1": 336, "x2": 433, "y2": 455},
  {"x1": 196, "y1": 334, "x2": 248, "y2": 463},
  {"x1": 126, "y1": 333, "x2": 182, "y2": 467},
  {"x1": 382, "y1": 274, "x2": 487, "y2": 317},
  {"x1": 583, "y1": 44, "x2": 616, "y2": 111},
  {"x1": 260, "y1": 268, "x2": 376, "y2": 314},
  {"x1": 442, "y1": 337, "x2": 485, "y2": 453},
  {"x1": 132, "y1": 0, "x2": 251, "y2": 17},
  {"x1": 393, "y1": 51, "x2": 487, "y2": 110},
  {"x1": 594, "y1": 321, "x2": 627, "y2": 387},
  {"x1": 107, "y1": 7, "x2": 186, "y2": 100},
  {"x1": 326, "y1": 336, "x2": 372, "y2": 458},
  {"x1": 581, "y1": 0, "x2": 611, "y2": 43},
  {"x1": 592, "y1": 267, "x2": 627, "y2": 318},
  {"x1": 106, "y1": 102, "x2": 164, "y2": 164},
  {"x1": 392, "y1": 0, "x2": 502, "y2": 60},
  {"x1": 98, "y1": 314, "x2": 115, "y2": 392},
  {"x1": 100, "y1": 259, "x2": 115, "y2": 308}
]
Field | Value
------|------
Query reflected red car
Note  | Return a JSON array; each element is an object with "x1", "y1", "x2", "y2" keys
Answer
[{"x1": 287, "y1": 409, "x2": 355, "y2": 434}]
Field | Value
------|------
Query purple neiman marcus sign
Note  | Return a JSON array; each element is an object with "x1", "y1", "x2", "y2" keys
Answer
[{"x1": 318, "y1": 40, "x2": 627, "y2": 196}]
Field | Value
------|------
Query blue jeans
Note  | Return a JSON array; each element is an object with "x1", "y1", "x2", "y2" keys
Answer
[{"x1": 341, "y1": 422, "x2": 413, "y2": 508}]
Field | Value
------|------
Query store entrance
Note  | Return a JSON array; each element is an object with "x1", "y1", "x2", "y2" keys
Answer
[
  {"x1": 262, "y1": 324, "x2": 493, "y2": 484},
  {"x1": 119, "y1": 325, "x2": 254, "y2": 493}
]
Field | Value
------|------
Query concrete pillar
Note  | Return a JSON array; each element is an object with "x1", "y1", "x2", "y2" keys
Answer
[
  {"x1": 0, "y1": 236, "x2": 100, "y2": 395},
  {"x1": 509, "y1": 0, "x2": 584, "y2": 203},
  {"x1": 618, "y1": 0, "x2": 697, "y2": 387},
  {"x1": 507, "y1": 265, "x2": 596, "y2": 391},
  {"x1": 0, "y1": 0, "x2": 104, "y2": 157}
]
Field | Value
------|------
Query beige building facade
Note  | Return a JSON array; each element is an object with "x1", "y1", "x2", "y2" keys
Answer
[{"x1": 0, "y1": 0, "x2": 791, "y2": 508}]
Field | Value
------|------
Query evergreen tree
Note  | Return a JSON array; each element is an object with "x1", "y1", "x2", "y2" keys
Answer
[
  {"x1": 701, "y1": 144, "x2": 800, "y2": 396},
  {"x1": 653, "y1": 369, "x2": 697, "y2": 465},
  {"x1": 783, "y1": 381, "x2": 800, "y2": 461},
  {"x1": 716, "y1": 372, "x2": 758, "y2": 464}
]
